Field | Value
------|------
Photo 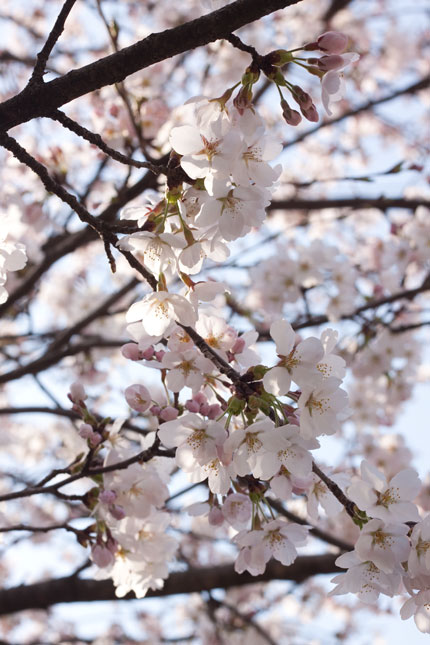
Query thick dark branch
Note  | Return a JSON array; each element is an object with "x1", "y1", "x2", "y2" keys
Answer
[
  {"x1": 29, "y1": 0, "x2": 77, "y2": 85},
  {"x1": 0, "y1": 0, "x2": 302, "y2": 132},
  {"x1": 268, "y1": 197, "x2": 430, "y2": 211},
  {"x1": 283, "y1": 75, "x2": 430, "y2": 149},
  {"x1": 0, "y1": 554, "x2": 339, "y2": 615},
  {"x1": 0, "y1": 339, "x2": 125, "y2": 384}
]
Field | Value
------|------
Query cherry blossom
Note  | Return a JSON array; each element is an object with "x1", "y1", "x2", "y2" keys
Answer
[
  {"x1": 126, "y1": 292, "x2": 197, "y2": 337},
  {"x1": 348, "y1": 460, "x2": 420, "y2": 523}
]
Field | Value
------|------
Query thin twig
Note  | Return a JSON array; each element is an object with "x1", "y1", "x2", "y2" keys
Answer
[{"x1": 29, "y1": 0, "x2": 78, "y2": 85}]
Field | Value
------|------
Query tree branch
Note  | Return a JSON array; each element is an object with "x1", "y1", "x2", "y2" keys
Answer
[
  {"x1": 0, "y1": 0, "x2": 302, "y2": 132},
  {"x1": 268, "y1": 197, "x2": 430, "y2": 212},
  {"x1": 0, "y1": 554, "x2": 339, "y2": 615},
  {"x1": 29, "y1": 0, "x2": 78, "y2": 85}
]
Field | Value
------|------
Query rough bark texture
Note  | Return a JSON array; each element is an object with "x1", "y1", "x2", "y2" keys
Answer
[
  {"x1": 0, "y1": 0, "x2": 302, "y2": 132},
  {"x1": 0, "y1": 554, "x2": 339, "y2": 615}
]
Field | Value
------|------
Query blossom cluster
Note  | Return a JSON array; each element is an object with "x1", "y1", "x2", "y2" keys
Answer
[{"x1": 61, "y1": 31, "x2": 430, "y2": 635}]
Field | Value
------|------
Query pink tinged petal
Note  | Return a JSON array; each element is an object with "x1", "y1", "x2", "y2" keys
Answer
[
  {"x1": 400, "y1": 597, "x2": 416, "y2": 621},
  {"x1": 295, "y1": 337, "x2": 324, "y2": 364},
  {"x1": 348, "y1": 481, "x2": 378, "y2": 510},
  {"x1": 317, "y1": 31, "x2": 348, "y2": 54},
  {"x1": 270, "y1": 319, "x2": 295, "y2": 355},
  {"x1": 263, "y1": 366, "x2": 292, "y2": 396},
  {"x1": 169, "y1": 126, "x2": 204, "y2": 155},
  {"x1": 390, "y1": 468, "x2": 421, "y2": 500},
  {"x1": 361, "y1": 460, "x2": 387, "y2": 492},
  {"x1": 270, "y1": 474, "x2": 293, "y2": 500}
]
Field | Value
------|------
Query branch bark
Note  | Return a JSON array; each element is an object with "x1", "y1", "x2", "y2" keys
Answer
[
  {"x1": 0, "y1": 0, "x2": 302, "y2": 132},
  {"x1": 0, "y1": 554, "x2": 339, "y2": 615}
]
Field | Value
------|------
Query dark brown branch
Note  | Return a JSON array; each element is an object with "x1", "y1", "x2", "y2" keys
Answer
[
  {"x1": 29, "y1": 0, "x2": 78, "y2": 85},
  {"x1": 0, "y1": 554, "x2": 340, "y2": 616},
  {"x1": 0, "y1": 339, "x2": 126, "y2": 385},
  {"x1": 312, "y1": 462, "x2": 356, "y2": 520},
  {"x1": 0, "y1": 0, "x2": 302, "y2": 132},
  {"x1": 268, "y1": 197, "x2": 430, "y2": 212}
]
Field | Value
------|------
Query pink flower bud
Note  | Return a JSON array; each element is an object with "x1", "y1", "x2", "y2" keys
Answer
[
  {"x1": 208, "y1": 507, "x2": 224, "y2": 526},
  {"x1": 317, "y1": 54, "x2": 344, "y2": 71},
  {"x1": 121, "y1": 343, "x2": 142, "y2": 361},
  {"x1": 199, "y1": 403, "x2": 210, "y2": 417},
  {"x1": 91, "y1": 544, "x2": 114, "y2": 568},
  {"x1": 317, "y1": 31, "x2": 348, "y2": 54},
  {"x1": 142, "y1": 346, "x2": 155, "y2": 360},
  {"x1": 281, "y1": 99, "x2": 302, "y2": 126},
  {"x1": 78, "y1": 423, "x2": 93, "y2": 439},
  {"x1": 193, "y1": 392, "x2": 207, "y2": 406},
  {"x1": 292, "y1": 85, "x2": 313, "y2": 110},
  {"x1": 125, "y1": 384, "x2": 151, "y2": 413},
  {"x1": 155, "y1": 350, "x2": 165, "y2": 361},
  {"x1": 89, "y1": 432, "x2": 102, "y2": 447},
  {"x1": 185, "y1": 399, "x2": 201, "y2": 413},
  {"x1": 99, "y1": 489, "x2": 117, "y2": 504},
  {"x1": 150, "y1": 405, "x2": 161, "y2": 416},
  {"x1": 231, "y1": 337, "x2": 246, "y2": 354},
  {"x1": 301, "y1": 104, "x2": 319, "y2": 122},
  {"x1": 69, "y1": 382, "x2": 87, "y2": 403},
  {"x1": 160, "y1": 406, "x2": 179, "y2": 421},
  {"x1": 109, "y1": 504, "x2": 126, "y2": 520},
  {"x1": 207, "y1": 404, "x2": 222, "y2": 420}
]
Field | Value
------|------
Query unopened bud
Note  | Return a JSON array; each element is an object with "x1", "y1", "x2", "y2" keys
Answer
[
  {"x1": 160, "y1": 406, "x2": 179, "y2": 421},
  {"x1": 317, "y1": 54, "x2": 344, "y2": 71},
  {"x1": 233, "y1": 85, "x2": 253, "y2": 115},
  {"x1": 185, "y1": 399, "x2": 200, "y2": 413},
  {"x1": 301, "y1": 104, "x2": 319, "y2": 122},
  {"x1": 265, "y1": 68, "x2": 287, "y2": 86},
  {"x1": 121, "y1": 343, "x2": 142, "y2": 361},
  {"x1": 79, "y1": 423, "x2": 93, "y2": 439},
  {"x1": 241, "y1": 64, "x2": 260, "y2": 85},
  {"x1": 266, "y1": 49, "x2": 293, "y2": 67},
  {"x1": 281, "y1": 99, "x2": 302, "y2": 126},
  {"x1": 228, "y1": 396, "x2": 246, "y2": 415},
  {"x1": 291, "y1": 85, "x2": 313, "y2": 110},
  {"x1": 69, "y1": 382, "x2": 87, "y2": 404},
  {"x1": 317, "y1": 31, "x2": 348, "y2": 54},
  {"x1": 207, "y1": 404, "x2": 222, "y2": 420}
]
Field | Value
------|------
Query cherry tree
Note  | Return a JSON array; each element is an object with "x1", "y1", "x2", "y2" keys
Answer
[{"x1": 0, "y1": 0, "x2": 429, "y2": 642}]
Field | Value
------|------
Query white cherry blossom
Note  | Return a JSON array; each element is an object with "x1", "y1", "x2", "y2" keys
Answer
[
  {"x1": 263, "y1": 319, "x2": 325, "y2": 396},
  {"x1": 126, "y1": 292, "x2": 197, "y2": 337},
  {"x1": 348, "y1": 460, "x2": 420, "y2": 523},
  {"x1": 330, "y1": 551, "x2": 402, "y2": 603},
  {"x1": 355, "y1": 519, "x2": 410, "y2": 573}
]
